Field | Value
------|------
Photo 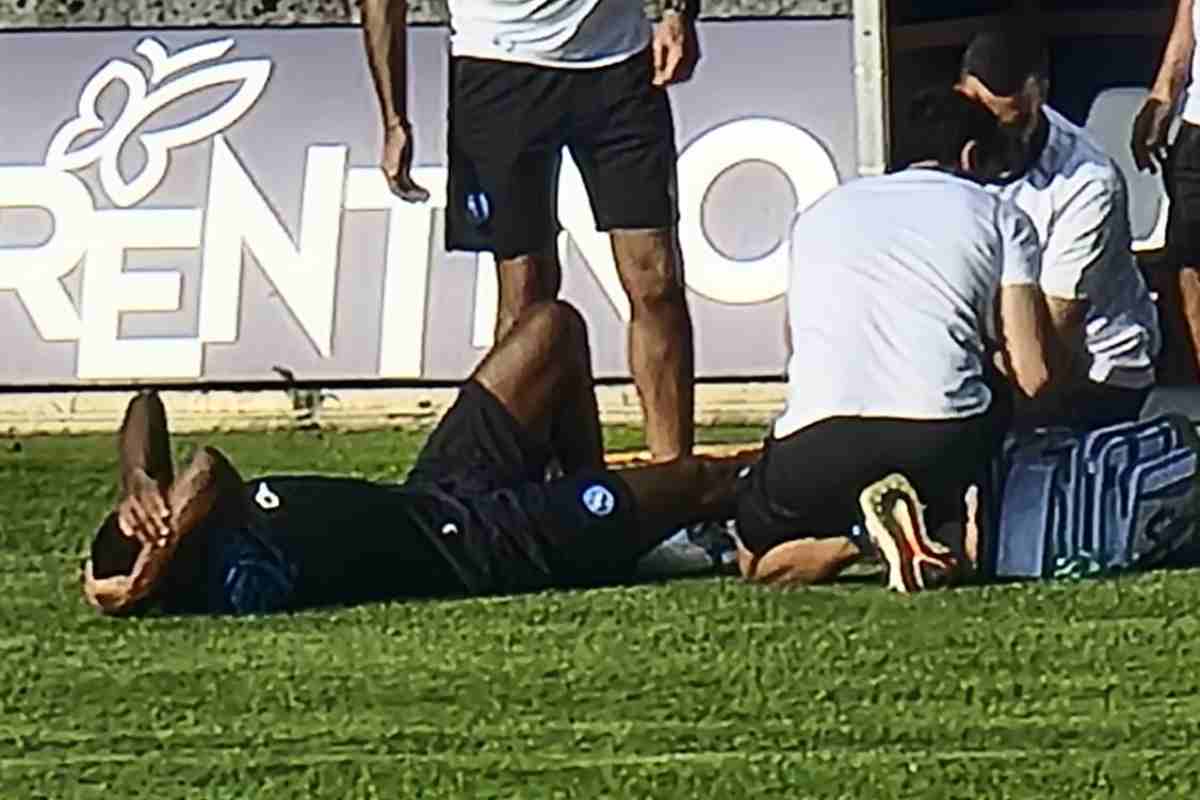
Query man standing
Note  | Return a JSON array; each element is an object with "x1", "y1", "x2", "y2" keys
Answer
[
  {"x1": 360, "y1": 0, "x2": 697, "y2": 462},
  {"x1": 959, "y1": 32, "x2": 1161, "y2": 428},
  {"x1": 1133, "y1": 0, "x2": 1200, "y2": 383}
]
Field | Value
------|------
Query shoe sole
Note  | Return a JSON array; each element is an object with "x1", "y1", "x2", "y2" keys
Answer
[{"x1": 859, "y1": 473, "x2": 955, "y2": 593}]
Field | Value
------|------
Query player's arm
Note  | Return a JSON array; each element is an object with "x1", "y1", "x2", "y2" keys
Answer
[
  {"x1": 168, "y1": 447, "x2": 248, "y2": 539},
  {"x1": 360, "y1": 0, "x2": 429, "y2": 201},
  {"x1": 116, "y1": 390, "x2": 175, "y2": 547},
  {"x1": 130, "y1": 447, "x2": 248, "y2": 602},
  {"x1": 1133, "y1": 0, "x2": 1195, "y2": 172},
  {"x1": 1043, "y1": 295, "x2": 1090, "y2": 381},
  {"x1": 86, "y1": 447, "x2": 248, "y2": 616},
  {"x1": 996, "y1": 284, "x2": 1061, "y2": 412},
  {"x1": 992, "y1": 204, "x2": 1068, "y2": 414}
]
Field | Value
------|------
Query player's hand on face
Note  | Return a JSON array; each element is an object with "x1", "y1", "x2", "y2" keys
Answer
[
  {"x1": 381, "y1": 122, "x2": 431, "y2": 203},
  {"x1": 652, "y1": 14, "x2": 696, "y2": 87},
  {"x1": 1131, "y1": 96, "x2": 1173, "y2": 174},
  {"x1": 118, "y1": 471, "x2": 171, "y2": 548}
]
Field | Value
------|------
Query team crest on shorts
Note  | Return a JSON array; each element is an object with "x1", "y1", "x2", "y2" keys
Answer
[{"x1": 581, "y1": 484, "x2": 615, "y2": 517}]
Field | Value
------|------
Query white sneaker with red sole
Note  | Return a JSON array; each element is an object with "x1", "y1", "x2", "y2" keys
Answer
[{"x1": 859, "y1": 473, "x2": 961, "y2": 593}]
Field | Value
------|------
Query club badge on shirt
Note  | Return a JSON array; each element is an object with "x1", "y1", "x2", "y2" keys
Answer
[{"x1": 581, "y1": 484, "x2": 615, "y2": 517}]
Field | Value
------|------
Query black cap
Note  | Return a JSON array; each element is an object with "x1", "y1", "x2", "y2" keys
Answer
[{"x1": 961, "y1": 31, "x2": 1048, "y2": 97}]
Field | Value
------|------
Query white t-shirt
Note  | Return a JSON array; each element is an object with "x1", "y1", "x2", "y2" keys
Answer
[
  {"x1": 773, "y1": 169, "x2": 1043, "y2": 439},
  {"x1": 1183, "y1": 1, "x2": 1200, "y2": 124},
  {"x1": 448, "y1": 0, "x2": 650, "y2": 68},
  {"x1": 996, "y1": 107, "x2": 1160, "y2": 389}
]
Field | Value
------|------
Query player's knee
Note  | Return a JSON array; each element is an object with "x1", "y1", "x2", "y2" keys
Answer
[
  {"x1": 548, "y1": 299, "x2": 587, "y2": 337},
  {"x1": 525, "y1": 300, "x2": 587, "y2": 351}
]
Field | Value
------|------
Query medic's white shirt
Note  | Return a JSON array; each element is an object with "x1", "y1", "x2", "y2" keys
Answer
[
  {"x1": 448, "y1": 0, "x2": 650, "y2": 68},
  {"x1": 774, "y1": 169, "x2": 1042, "y2": 439},
  {"x1": 997, "y1": 107, "x2": 1160, "y2": 389}
]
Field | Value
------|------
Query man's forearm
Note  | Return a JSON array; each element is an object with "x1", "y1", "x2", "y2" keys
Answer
[
  {"x1": 168, "y1": 447, "x2": 246, "y2": 535},
  {"x1": 117, "y1": 448, "x2": 245, "y2": 612},
  {"x1": 118, "y1": 391, "x2": 173, "y2": 494},
  {"x1": 361, "y1": 0, "x2": 411, "y2": 130},
  {"x1": 1150, "y1": 0, "x2": 1195, "y2": 103}
]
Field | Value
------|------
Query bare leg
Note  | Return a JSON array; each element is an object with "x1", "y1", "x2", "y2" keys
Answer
[
  {"x1": 737, "y1": 537, "x2": 862, "y2": 587},
  {"x1": 610, "y1": 454, "x2": 752, "y2": 557},
  {"x1": 474, "y1": 300, "x2": 604, "y2": 472},
  {"x1": 734, "y1": 481, "x2": 985, "y2": 589},
  {"x1": 611, "y1": 228, "x2": 695, "y2": 461},
  {"x1": 548, "y1": 334, "x2": 604, "y2": 474},
  {"x1": 494, "y1": 244, "x2": 561, "y2": 344}
]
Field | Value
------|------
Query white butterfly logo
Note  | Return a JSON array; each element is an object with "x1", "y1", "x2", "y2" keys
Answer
[{"x1": 45, "y1": 37, "x2": 272, "y2": 208}]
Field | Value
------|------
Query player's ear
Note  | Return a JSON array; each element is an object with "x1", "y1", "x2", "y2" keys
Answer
[{"x1": 960, "y1": 139, "x2": 979, "y2": 175}]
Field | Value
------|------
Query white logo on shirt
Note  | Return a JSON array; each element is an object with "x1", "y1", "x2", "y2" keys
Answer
[
  {"x1": 441, "y1": 522, "x2": 459, "y2": 537},
  {"x1": 254, "y1": 481, "x2": 280, "y2": 511},
  {"x1": 581, "y1": 484, "x2": 615, "y2": 517}
]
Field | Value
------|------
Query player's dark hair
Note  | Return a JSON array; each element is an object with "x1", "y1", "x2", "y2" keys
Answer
[
  {"x1": 961, "y1": 31, "x2": 1049, "y2": 97},
  {"x1": 904, "y1": 87, "x2": 1014, "y2": 176},
  {"x1": 90, "y1": 512, "x2": 140, "y2": 578}
]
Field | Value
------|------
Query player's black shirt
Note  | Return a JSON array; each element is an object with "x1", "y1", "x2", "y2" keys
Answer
[
  {"x1": 249, "y1": 475, "x2": 476, "y2": 608},
  {"x1": 168, "y1": 476, "x2": 481, "y2": 614}
]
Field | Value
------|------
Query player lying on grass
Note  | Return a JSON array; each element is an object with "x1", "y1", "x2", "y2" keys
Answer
[
  {"x1": 728, "y1": 88, "x2": 1065, "y2": 594},
  {"x1": 81, "y1": 301, "x2": 748, "y2": 617}
]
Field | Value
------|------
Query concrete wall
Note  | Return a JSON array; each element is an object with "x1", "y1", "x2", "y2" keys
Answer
[{"x1": 0, "y1": 0, "x2": 850, "y2": 28}]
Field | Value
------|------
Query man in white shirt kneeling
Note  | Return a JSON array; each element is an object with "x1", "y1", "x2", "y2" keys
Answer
[{"x1": 733, "y1": 88, "x2": 1063, "y2": 594}]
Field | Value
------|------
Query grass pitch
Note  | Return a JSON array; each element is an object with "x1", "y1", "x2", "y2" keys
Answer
[{"x1": 2, "y1": 423, "x2": 1200, "y2": 798}]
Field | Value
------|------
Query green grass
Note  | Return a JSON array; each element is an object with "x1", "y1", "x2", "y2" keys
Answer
[{"x1": 3, "y1": 424, "x2": 1200, "y2": 798}]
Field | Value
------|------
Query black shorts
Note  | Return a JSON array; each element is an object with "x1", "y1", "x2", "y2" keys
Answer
[
  {"x1": 1167, "y1": 121, "x2": 1200, "y2": 268},
  {"x1": 406, "y1": 381, "x2": 642, "y2": 593},
  {"x1": 735, "y1": 409, "x2": 1007, "y2": 557},
  {"x1": 1056, "y1": 384, "x2": 1150, "y2": 430},
  {"x1": 445, "y1": 49, "x2": 678, "y2": 258}
]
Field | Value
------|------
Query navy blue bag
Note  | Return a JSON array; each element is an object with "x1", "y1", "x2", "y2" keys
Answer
[{"x1": 986, "y1": 415, "x2": 1200, "y2": 580}]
